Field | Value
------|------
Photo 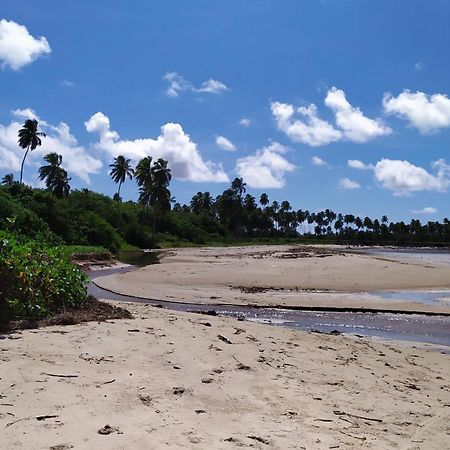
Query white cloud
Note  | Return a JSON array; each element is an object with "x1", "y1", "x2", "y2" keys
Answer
[
  {"x1": 272, "y1": 87, "x2": 390, "y2": 146},
  {"x1": 347, "y1": 159, "x2": 374, "y2": 170},
  {"x1": 235, "y1": 142, "x2": 295, "y2": 188},
  {"x1": 85, "y1": 112, "x2": 229, "y2": 183},
  {"x1": 163, "y1": 72, "x2": 229, "y2": 97},
  {"x1": 374, "y1": 158, "x2": 450, "y2": 196},
  {"x1": 339, "y1": 178, "x2": 361, "y2": 189},
  {"x1": 414, "y1": 62, "x2": 425, "y2": 72},
  {"x1": 0, "y1": 19, "x2": 51, "y2": 70},
  {"x1": 196, "y1": 79, "x2": 229, "y2": 94},
  {"x1": 383, "y1": 90, "x2": 450, "y2": 133},
  {"x1": 311, "y1": 156, "x2": 327, "y2": 166},
  {"x1": 215, "y1": 135, "x2": 236, "y2": 152},
  {"x1": 271, "y1": 101, "x2": 342, "y2": 147},
  {"x1": 412, "y1": 207, "x2": 437, "y2": 215},
  {"x1": 239, "y1": 118, "x2": 252, "y2": 127},
  {"x1": 0, "y1": 109, "x2": 102, "y2": 183},
  {"x1": 61, "y1": 80, "x2": 75, "y2": 87},
  {"x1": 325, "y1": 87, "x2": 391, "y2": 142}
]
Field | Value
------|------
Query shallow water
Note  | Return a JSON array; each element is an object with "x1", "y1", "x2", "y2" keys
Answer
[{"x1": 88, "y1": 262, "x2": 450, "y2": 347}]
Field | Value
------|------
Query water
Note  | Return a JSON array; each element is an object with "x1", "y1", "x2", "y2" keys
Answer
[
  {"x1": 358, "y1": 247, "x2": 450, "y2": 266},
  {"x1": 117, "y1": 250, "x2": 160, "y2": 267},
  {"x1": 88, "y1": 254, "x2": 450, "y2": 347}
]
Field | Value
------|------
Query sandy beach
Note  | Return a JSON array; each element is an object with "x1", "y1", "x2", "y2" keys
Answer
[
  {"x1": 95, "y1": 245, "x2": 450, "y2": 314},
  {"x1": 1, "y1": 301, "x2": 449, "y2": 450}
]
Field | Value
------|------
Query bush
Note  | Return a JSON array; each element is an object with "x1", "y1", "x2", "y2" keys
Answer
[
  {"x1": 0, "y1": 231, "x2": 88, "y2": 320},
  {"x1": 125, "y1": 224, "x2": 156, "y2": 249}
]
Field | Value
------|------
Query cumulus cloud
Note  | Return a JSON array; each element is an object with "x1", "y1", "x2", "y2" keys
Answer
[
  {"x1": 347, "y1": 159, "x2": 374, "y2": 170},
  {"x1": 235, "y1": 142, "x2": 295, "y2": 189},
  {"x1": 325, "y1": 87, "x2": 391, "y2": 142},
  {"x1": 272, "y1": 87, "x2": 390, "y2": 146},
  {"x1": 414, "y1": 62, "x2": 425, "y2": 72},
  {"x1": 0, "y1": 19, "x2": 51, "y2": 70},
  {"x1": 311, "y1": 156, "x2": 327, "y2": 166},
  {"x1": 239, "y1": 118, "x2": 252, "y2": 127},
  {"x1": 163, "y1": 72, "x2": 229, "y2": 97},
  {"x1": 383, "y1": 90, "x2": 450, "y2": 133},
  {"x1": 0, "y1": 109, "x2": 102, "y2": 183},
  {"x1": 339, "y1": 178, "x2": 361, "y2": 189},
  {"x1": 85, "y1": 112, "x2": 229, "y2": 183},
  {"x1": 215, "y1": 135, "x2": 236, "y2": 152},
  {"x1": 374, "y1": 158, "x2": 450, "y2": 196},
  {"x1": 412, "y1": 207, "x2": 437, "y2": 214},
  {"x1": 271, "y1": 102, "x2": 342, "y2": 147}
]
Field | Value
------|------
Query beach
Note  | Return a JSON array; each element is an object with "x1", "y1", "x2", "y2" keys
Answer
[
  {"x1": 95, "y1": 245, "x2": 450, "y2": 314},
  {"x1": 1, "y1": 301, "x2": 449, "y2": 449},
  {"x1": 2, "y1": 244, "x2": 450, "y2": 449}
]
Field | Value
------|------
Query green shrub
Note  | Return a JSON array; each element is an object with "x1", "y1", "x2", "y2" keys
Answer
[{"x1": 0, "y1": 231, "x2": 88, "y2": 320}]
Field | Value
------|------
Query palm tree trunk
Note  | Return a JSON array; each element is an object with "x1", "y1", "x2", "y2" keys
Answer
[
  {"x1": 117, "y1": 181, "x2": 122, "y2": 214},
  {"x1": 19, "y1": 145, "x2": 30, "y2": 184}
]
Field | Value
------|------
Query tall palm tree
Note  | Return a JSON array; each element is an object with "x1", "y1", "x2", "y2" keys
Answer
[
  {"x1": 152, "y1": 158, "x2": 172, "y2": 188},
  {"x1": 231, "y1": 177, "x2": 246, "y2": 200},
  {"x1": 135, "y1": 156, "x2": 153, "y2": 188},
  {"x1": 38, "y1": 153, "x2": 71, "y2": 198},
  {"x1": 18, "y1": 119, "x2": 46, "y2": 184},
  {"x1": 38, "y1": 153, "x2": 63, "y2": 188},
  {"x1": 1, "y1": 173, "x2": 14, "y2": 187},
  {"x1": 109, "y1": 155, "x2": 134, "y2": 202}
]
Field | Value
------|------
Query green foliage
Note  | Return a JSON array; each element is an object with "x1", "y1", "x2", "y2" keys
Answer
[{"x1": 0, "y1": 231, "x2": 88, "y2": 320}]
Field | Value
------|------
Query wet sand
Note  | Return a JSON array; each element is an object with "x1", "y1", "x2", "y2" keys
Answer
[
  {"x1": 1, "y1": 301, "x2": 449, "y2": 449},
  {"x1": 95, "y1": 245, "x2": 450, "y2": 314}
]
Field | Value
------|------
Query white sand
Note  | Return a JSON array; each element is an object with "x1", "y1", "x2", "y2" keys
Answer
[
  {"x1": 1, "y1": 301, "x2": 449, "y2": 449},
  {"x1": 95, "y1": 245, "x2": 450, "y2": 313}
]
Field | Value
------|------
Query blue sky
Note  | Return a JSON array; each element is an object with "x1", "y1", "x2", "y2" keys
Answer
[{"x1": 1, "y1": 0, "x2": 450, "y2": 221}]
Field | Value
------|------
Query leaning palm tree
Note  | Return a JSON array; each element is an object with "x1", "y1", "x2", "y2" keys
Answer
[
  {"x1": 18, "y1": 119, "x2": 46, "y2": 184},
  {"x1": 1, "y1": 173, "x2": 14, "y2": 187},
  {"x1": 38, "y1": 153, "x2": 63, "y2": 188},
  {"x1": 109, "y1": 155, "x2": 134, "y2": 202}
]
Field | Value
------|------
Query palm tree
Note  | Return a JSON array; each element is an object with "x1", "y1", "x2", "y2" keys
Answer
[
  {"x1": 151, "y1": 159, "x2": 172, "y2": 235},
  {"x1": 38, "y1": 153, "x2": 71, "y2": 198},
  {"x1": 38, "y1": 153, "x2": 63, "y2": 188},
  {"x1": 1, "y1": 173, "x2": 14, "y2": 187},
  {"x1": 231, "y1": 177, "x2": 246, "y2": 200},
  {"x1": 50, "y1": 168, "x2": 71, "y2": 198},
  {"x1": 135, "y1": 156, "x2": 153, "y2": 188},
  {"x1": 260, "y1": 193, "x2": 269, "y2": 208},
  {"x1": 109, "y1": 155, "x2": 134, "y2": 202},
  {"x1": 18, "y1": 119, "x2": 46, "y2": 184}
]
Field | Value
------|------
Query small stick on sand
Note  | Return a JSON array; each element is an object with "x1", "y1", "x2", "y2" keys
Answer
[
  {"x1": 41, "y1": 373, "x2": 78, "y2": 378},
  {"x1": 334, "y1": 410, "x2": 382, "y2": 423}
]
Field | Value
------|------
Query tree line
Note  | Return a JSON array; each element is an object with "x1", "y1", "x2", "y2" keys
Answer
[{"x1": 2, "y1": 119, "x2": 449, "y2": 249}]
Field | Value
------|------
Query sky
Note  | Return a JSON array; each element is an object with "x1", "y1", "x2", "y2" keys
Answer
[{"x1": 1, "y1": 0, "x2": 450, "y2": 222}]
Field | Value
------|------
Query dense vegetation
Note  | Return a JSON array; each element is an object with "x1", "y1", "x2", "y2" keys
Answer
[
  {"x1": 0, "y1": 230, "x2": 88, "y2": 321},
  {"x1": 2, "y1": 175, "x2": 450, "y2": 250}
]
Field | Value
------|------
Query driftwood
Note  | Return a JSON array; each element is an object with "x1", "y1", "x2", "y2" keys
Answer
[
  {"x1": 41, "y1": 372, "x2": 78, "y2": 378},
  {"x1": 333, "y1": 410, "x2": 382, "y2": 423}
]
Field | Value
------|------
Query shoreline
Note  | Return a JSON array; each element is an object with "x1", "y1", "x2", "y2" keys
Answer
[{"x1": 94, "y1": 245, "x2": 450, "y2": 314}]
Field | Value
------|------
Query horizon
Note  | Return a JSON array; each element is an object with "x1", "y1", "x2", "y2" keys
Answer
[{"x1": 1, "y1": 1, "x2": 450, "y2": 223}]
